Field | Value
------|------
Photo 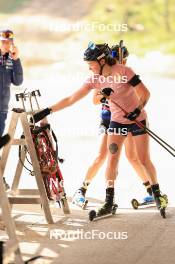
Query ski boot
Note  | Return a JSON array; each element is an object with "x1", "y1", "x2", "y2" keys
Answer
[
  {"x1": 72, "y1": 188, "x2": 88, "y2": 209},
  {"x1": 143, "y1": 182, "x2": 154, "y2": 203},
  {"x1": 89, "y1": 202, "x2": 118, "y2": 221},
  {"x1": 154, "y1": 194, "x2": 168, "y2": 218},
  {"x1": 89, "y1": 187, "x2": 118, "y2": 221},
  {"x1": 143, "y1": 194, "x2": 154, "y2": 203}
]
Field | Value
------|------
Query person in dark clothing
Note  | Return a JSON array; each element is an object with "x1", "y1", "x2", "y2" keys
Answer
[{"x1": 0, "y1": 29, "x2": 23, "y2": 189}]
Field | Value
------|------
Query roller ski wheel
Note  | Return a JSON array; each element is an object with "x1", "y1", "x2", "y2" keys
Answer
[
  {"x1": 160, "y1": 207, "x2": 166, "y2": 219},
  {"x1": 82, "y1": 199, "x2": 88, "y2": 210},
  {"x1": 72, "y1": 196, "x2": 88, "y2": 210},
  {"x1": 72, "y1": 199, "x2": 88, "y2": 210},
  {"x1": 131, "y1": 199, "x2": 139, "y2": 210},
  {"x1": 89, "y1": 204, "x2": 118, "y2": 222},
  {"x1": 89, "y1": 210, "x2": 96, "y2": 221}
]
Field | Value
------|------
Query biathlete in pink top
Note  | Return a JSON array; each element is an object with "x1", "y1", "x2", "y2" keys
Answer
[
  {"x1": 72, "y1": 44, "x2": 155, "y2": 209},
  {"x1": 33, "y1": 42, "x2": 168, "y2": 217}
]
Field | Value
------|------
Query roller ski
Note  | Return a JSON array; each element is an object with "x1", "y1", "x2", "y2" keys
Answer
[
  {"x1": 89, "y1": 203, "x2": 118, "y2": 221},
  {"x1": 132, "y1": 182, "x2": 168, "y2": 218},
  {"x1": 131, "y1": 195, "x2": 155, "y2": 209},
  {"x1": 131, "y1": 194, "x2": 168, "y2": 210},
  {"x1": 72, "y1": 188, "x2": 88, "y2": 210},
  {"x1": 89, "y1": 187, "x2": 117, "y2": 221},
  {"x1": 131, "y1": 181, "x2": 155, "y2": 209}
]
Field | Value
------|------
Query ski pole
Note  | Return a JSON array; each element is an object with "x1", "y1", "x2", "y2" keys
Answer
[
  {"x1": 119, "y1": 40, "x2": 124, "y2": 64},
  {"x1": 31, "y1": 90, "x2": 41, "y2": 110},
  {"x1": 28, "y1": 93, "x2": 34, "y2": 112},
  {"x1": 15, "y1": 91, "x2": 26, "y2": 111},
  {"x1": 112, "y1": 99, "x2": 175, "y2": 157},
  {"x1": 112, "y1": 44, "x2": 174, "y2": 155}
]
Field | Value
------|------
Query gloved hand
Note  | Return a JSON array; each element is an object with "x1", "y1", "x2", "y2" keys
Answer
[
  {"x1": 31, "y1": 108, "x2": 52, "y2": 123},
  {"x1": 124, "y1": 108, "x2": 141, "y2": 121},
  {"x1": 100, "y1": 97, "x2": 107, "y2": 104},
  {"x1": 0, "y1": 134, "x2": 10, "y2": 149},
  {"x1": 100, "y1": 87, "x2": 114, "y2": 97}
]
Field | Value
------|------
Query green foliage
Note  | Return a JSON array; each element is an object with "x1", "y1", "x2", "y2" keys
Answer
[
  {"x1": 0, "y1": 0, "x2": 174, "y2": 55},
  {"x1": 86, "y1": 0, "x2": 175, "y2": 55},
  {"x1": 0, "y1": 0, "x2": 29, "y2": 13}
]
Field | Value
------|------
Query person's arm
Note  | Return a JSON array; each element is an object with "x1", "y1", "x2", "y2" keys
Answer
[
  {"x1": 124, "y1": 82, "x2": 150, "y2": 121},
  {"x1": 12, "y1": 58, "x2": 23, "y2": 85},
  {"x1": 126, "y1": 67, "x2": 150, "y2": 110},
  {"x1": 10, "y1": 45, "x2": 23, "y2": 86},
  {"x1": 51, "y1": 85, "x2": 90, "y2": 112},
  {"x1": 124, "y1": 67, "x2": 150, "y2": 121},
  {"x1": 32, "y1": 84, "x2": 91, "y2": 123},
  {"x1": 134, "y1": 82, "x2": 150, "y2": 110}
]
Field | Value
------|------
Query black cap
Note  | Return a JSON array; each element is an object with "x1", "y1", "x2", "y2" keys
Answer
[{"x1": 0, "y1": 29, "x2": 14, "y2": 40}]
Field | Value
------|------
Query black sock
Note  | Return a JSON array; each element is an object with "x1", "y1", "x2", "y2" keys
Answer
[
  {"x1": 79, "y1": 181, "x2": 90, "y2": 195},
  {"x1": 151, "y1": 184, "x2": 161, "y2": 197},
  {"x1": 147, "y1": 187, "x2": 153, "y2": 196},
  {"x1": 105, "y1": 187, "x2": 114, "y2": 205},
  {"x1": 143, "y1": 181, "x2": 152, "y2": 196},
  {"x1": 82, "y1": 181, "x2": 90, "y2": 189},
  {"x1": 79, "y1": 187, "x2": 87, "y2": 195}
]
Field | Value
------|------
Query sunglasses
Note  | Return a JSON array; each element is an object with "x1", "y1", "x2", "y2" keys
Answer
[
  {"x1": 88, "y1": 41, "x2": 96, "y2": 50},
  {"x1": 0, "y1": 31, "x2": 14, "y2": 39}
]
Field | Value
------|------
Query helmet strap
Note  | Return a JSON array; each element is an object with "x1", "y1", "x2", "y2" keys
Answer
[{"x1": 97, "y1": 59, "x2": 105, "y2": 75}]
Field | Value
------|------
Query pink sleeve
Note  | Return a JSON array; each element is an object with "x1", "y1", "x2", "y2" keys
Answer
[{"x1": 125, "y1": 66, "x2": 136, "y2": 82}]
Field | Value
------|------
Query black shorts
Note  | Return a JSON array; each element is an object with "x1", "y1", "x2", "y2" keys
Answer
[
  {"x1": 99, "y1": 119, "x2": 110, "y2": 134},
  {"x1": 108, "y1": 120, "x2": 147, "y2": 137}
]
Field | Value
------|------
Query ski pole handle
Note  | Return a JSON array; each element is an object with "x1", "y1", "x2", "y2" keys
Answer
[
  {"x1": 119, "y1": 40, "x2": 124, "y2": 64},
  {"x1": 28, "y1": 94, "x2": 34, "y2": 112},
  {"x1": 31, "y1": 90, "x2": 41, "y2": 110},
  {"x1": 15, "y1": 92, "x2": 26, "y2": 111}
]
